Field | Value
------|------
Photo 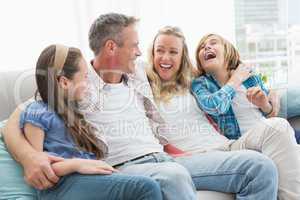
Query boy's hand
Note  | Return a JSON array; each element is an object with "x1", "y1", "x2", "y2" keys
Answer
[
  {"x1": 228, "y1": 64, "x2": 252, "y2": 89},
  {"x1": 246, "y1": 86, "x2": 272, "y2": 114}
]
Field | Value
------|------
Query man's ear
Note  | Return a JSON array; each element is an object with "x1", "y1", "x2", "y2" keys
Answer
[
  {"x1": 104, "y1": 40, "x2": 117, "y2": 55},
  {"x1": 57, "y1": 76, "x2": 70, "y2": 90}
]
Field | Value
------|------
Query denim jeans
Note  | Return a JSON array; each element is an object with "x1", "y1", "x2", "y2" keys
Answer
[
  {"x1": 175, "y1": 150, "x2": 278, "y2": 200},
  {"x1": 230, "y1": 117, "x2": 300, "y2": 200},
  {"x1": 38, "y1": 173, "x2": 162, "y2": 200},
  {"x1": 117, "y1": 152, "x2": 197, "y2": 200}
]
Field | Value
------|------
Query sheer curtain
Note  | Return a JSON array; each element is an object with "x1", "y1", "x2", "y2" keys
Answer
[{"x1": 0, "y1": 0, "x2": 235, "y2": 70}]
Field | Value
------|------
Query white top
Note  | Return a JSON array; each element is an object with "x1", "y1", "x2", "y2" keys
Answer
[
  {"x1": 158, "y1": 92, "x2": 229, "y2": 153},
  {"x1": 79, "y1": 65, "x2": 163, "y2": 166},
  {"x1": 232, "y1": 85, "x2": 266, "y2": 134}
]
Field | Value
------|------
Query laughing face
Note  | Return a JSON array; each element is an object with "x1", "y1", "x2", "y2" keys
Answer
[
  {"x1": 153, "y1": 34, "x2": 183, "y2": 82},
  {"x1": 197, "y1": 35, "x2": 226, "y2": 74},
  {"x1": 115, "y1": 25, "x2": 141, "y2": 74}
]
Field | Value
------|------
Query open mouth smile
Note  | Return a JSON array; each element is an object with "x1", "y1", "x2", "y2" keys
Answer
[{"x1": 204, "y1": 51, "x2": 216, "y2": 60}]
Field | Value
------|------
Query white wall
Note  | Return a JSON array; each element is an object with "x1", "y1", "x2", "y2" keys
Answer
[
  {"x1": 0, "y1": 0, "x2": 235, "y2": 70},
  {"x1": 0, "y1": 0, "x2": 81, "y2": 70}
]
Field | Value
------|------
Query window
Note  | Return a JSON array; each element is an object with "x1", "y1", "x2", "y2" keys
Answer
[{"x1": 234, "y1": 0, "x2": 296, "y2": 88}]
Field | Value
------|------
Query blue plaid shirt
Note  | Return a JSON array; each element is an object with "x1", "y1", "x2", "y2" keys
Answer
[{"x1": 191, "y1": 74, "x2": 269, "y2": 139}]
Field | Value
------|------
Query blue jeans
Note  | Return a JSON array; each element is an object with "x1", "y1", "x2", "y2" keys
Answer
[
  {"x1": 117, "y1": 152, "x2": 197, "y2": 200},
  {"x1": 175, "y1": 150, "x2": 278, "y2": 200},
  {"x1": 38, "y1": 173, "x2": 162, "y2": 200}
]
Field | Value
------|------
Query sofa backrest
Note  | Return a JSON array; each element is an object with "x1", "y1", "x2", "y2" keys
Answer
[{"x1": 0, "y1": 69, "x2": 36, "y2": 121}]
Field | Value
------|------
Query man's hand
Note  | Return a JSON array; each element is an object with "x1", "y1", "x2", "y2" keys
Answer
[
  {"x1": 22, "y1": 152, "x2": 63, "y2": 190},
  {"x1": 246, "y1": 86, "x2": 272, "y2": 114}
]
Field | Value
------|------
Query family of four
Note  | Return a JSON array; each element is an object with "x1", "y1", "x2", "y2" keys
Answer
[{"x1": 3, "y1": 13, "x2": 300, "y2": 200}]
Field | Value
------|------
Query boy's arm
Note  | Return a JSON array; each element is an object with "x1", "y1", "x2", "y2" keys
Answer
[
  {"x1": 2, "y1": 107, "x2": 62, "y2": 189},
  {"x1": 267, "y1": 89, "x2": 280, "y2": 117},
  {"x1": 246, "y1": 75, "x2": 279, "y2": 117},
  {"x1": 191, "y1": 78, "x2": 236, "y2": 116},
  {"x1": 257, "y1": 75, "x2": 280, "y2": 117},
  {"x1": 246, "y1": 86, "x2": 273, "y2": 115}
]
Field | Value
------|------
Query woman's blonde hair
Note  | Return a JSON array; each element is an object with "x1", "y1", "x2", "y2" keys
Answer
[
  {"x1": 195, "y1": 33, "x2": 241, "y2": 75},
  {"x1": 147, "y1": 26, "x2": 195, "y2": 103}
]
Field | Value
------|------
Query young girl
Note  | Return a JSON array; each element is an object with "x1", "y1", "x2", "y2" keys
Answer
[
  {"x1": 191, "y1": 33, "x2": 279, "y2": 139},
  {"x1": 19, "y1": 44, "x2": 162, "y2": 200}
]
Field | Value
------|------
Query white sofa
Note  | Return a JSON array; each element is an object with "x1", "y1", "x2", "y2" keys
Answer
[{"x1": 1, "y1": 68, "x2": 299, "y2": 200}]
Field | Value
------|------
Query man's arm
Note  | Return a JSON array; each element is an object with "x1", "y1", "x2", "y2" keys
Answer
[{"x1": 2, "y1": 107, "x2": 62, "y2": 189}]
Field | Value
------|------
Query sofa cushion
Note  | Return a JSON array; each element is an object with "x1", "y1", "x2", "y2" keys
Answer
[
  {"x1": 279, "y1": 86, "x2": 300, "y2": 118},
  {"x1": 0, "y1": 69, "x2": 36, "y2": 121},
  {"x1": 0, "y1": 120, "x2": 5, "y2": 138},
  {"x1": 0, "y1": 120, "x2": 37, "y2": 200},
  {"x1": 197, "y1": 190, "x2": 234, "y2": 199}
]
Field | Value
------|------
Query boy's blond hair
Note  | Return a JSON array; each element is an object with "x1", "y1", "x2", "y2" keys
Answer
[{"x1": 195, "y1": 33, "x2": 241, "y2": 76}]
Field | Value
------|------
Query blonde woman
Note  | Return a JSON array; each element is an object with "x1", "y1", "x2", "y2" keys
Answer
[{"x1": 147, "y1": 27, "x2": 300, "y2": 200}]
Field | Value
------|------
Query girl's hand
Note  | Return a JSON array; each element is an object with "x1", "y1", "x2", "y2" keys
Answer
[{"x1": 74, "y1": 159, "x2": 118, "y2": 175}]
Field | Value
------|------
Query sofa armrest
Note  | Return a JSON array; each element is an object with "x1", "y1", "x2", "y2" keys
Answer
[{"x1": 289, "y1": 116, "x2": 300, "y2": 130}]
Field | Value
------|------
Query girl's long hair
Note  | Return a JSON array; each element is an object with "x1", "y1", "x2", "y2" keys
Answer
[{"x1": 35, "y1": 45, "x2": 107, "y2": 159}]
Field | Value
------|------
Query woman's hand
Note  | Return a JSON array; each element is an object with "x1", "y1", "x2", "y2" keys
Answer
[{"x1": 74, "y1": 159, "x2": 118, "y2": 175}]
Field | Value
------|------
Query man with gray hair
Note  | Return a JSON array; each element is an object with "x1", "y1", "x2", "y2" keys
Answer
[
  {"x1": 81, "y1": 12, "x2": 198, "y2": 199},
  {"x1": 4, "y1": 13, "x2": 278, "y2": 200}
]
